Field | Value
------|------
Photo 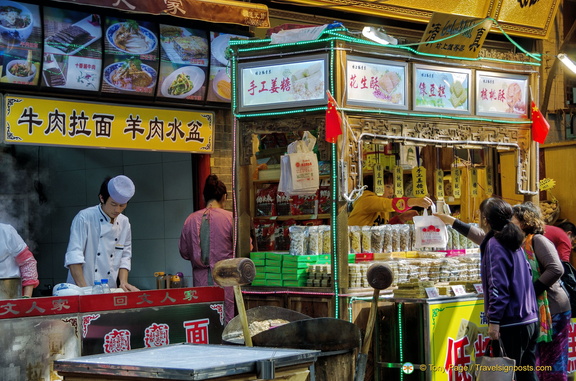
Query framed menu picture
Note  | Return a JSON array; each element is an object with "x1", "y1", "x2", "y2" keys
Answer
[
  {"x1": 156, "y1": 24, "x2": 208, "y2": 101},
  {"x1": 345, "y1": 56, "x2": 408, "y2": 110},
  {"x1": 102, "y1": 17, "x2": 159, "y2": 97},
  {"x1": 413, "y1": 64, "x2": 471, "y2": 114},
  {"x1": 476, "y1": 71, "x2": 528, "y2": 118},
  {"x1": 0, "y1": 0, "x2": 42, "y2": 86},
  {"x1": 42, "y1": 7, "x2": 102, "y2": 91},
  {"x1": 237, "y1": 53, "x2": 328, "y2": 112},
  {"x1": 207, "y1": 32, "x2": 249, "y2": 103}
]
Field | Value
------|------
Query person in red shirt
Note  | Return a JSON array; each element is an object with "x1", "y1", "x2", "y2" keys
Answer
[
  {"x1": 544, "y1": 224, "x2": 572, "y2": 262},
  {"x1": 556, "y1": 220, "x2": 576, "y2": 267}
]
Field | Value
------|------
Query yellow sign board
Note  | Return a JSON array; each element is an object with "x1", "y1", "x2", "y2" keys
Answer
[
  {"x1": 427, "y1": 299, "x2": 488, "y2": 380},
  {"x1": 539, "y1": 177, "x2": 556, "y2": 191},
  {"x1": 418, "y1": 13, "x2": 493, "y2": 58},
  {"x1": 3, "y1": 95, "x2": 214, "y2": 153}
]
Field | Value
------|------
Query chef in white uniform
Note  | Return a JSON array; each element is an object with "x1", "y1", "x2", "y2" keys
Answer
[
  {"x1": 0, "y1": 223, "x2": 39, "y2": 297},
  {"x1": 64, "y1": 175, "x2": 139, "y2": 292}
]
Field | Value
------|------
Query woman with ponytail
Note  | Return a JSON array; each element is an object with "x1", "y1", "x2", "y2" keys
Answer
[
  {"x1": 179, "y1": 174, "x2": 235, "y2": 323},
  {"x1": 435, "y1": 197, "x2": 539, "y2": 381}
]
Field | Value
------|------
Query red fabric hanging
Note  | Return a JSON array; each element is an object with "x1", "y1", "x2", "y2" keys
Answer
[
  {"x1": 325, "y1": 91, "x2": 342, "y2": 143},
  {"x1": 531, "y1": 101, "x2": 550, "y2": 144}
]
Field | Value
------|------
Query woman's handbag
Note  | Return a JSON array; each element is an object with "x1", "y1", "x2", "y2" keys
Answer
[{"x1": 476, "y1": 339, "x2": 515, "y2": 381}]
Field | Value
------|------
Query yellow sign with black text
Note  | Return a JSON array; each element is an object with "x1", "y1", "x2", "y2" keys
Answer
[{"x1": 3, "y1": 96, "x2": 214, "y2": 153}]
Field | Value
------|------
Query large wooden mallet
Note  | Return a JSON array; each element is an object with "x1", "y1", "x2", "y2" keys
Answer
[
  {"x1": 213, "y1": 258, "x2": 256, "y2": 347},
  {"x1": 354, "y1": 263, "x2": 394, "y2": 381}
]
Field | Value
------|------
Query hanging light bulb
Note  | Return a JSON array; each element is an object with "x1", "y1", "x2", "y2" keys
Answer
[
  {"x1": 558, "y1": 53, "x2": 576, "y2": 74},
  {"x1": 362, "y1": 26, "x2": 398, "y2": 46}
]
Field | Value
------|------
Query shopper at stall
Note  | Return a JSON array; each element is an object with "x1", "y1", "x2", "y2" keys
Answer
[
  {"x1": 179, "y1": 174, "x2": 235, "y2": 323},
  {"x1": 0, "y1": 223, "x2": 39, "y2": 298},
  {"x1": 556, "y1": 220, "x2": 576, "y2": 267},
  {"x1": 64, "y1": 175, "x2": 139, "y2": 292},
  {"x1": 513, "y1": 202, "x2": 570, "y2": 381},
  {"x1": 348, "y1": 174, "x2": 433, "y2": 226},
  {"x1": 543, "y1": 224, "x2": 572, "y2": 263},
  {"x1": 435, "y1": 197, "x2": 539, "y2": 381}
]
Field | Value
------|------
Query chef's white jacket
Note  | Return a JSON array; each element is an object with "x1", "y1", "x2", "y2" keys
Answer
[
  {"x1": 0, "y1": 223, "x2": 26, "y2": 278},
  {"x1": 64, "y1": 205, "x2": 132, "y2": 286}
]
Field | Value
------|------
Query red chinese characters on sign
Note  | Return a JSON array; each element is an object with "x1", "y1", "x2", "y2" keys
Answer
[
  {"x1": 479, "y1": 87, "x2": 506, "y2": 102},
  {"x1": 103, "y1": 329, "x2": 132, "y2": 353},
  {"x1": 246, "y1": 77, "x2": 291, "y2": 96},
  {"x1": 444, "y1": 336, "x2": 473, "y2": 381},
  {"x1": 144, "y1": 323, "x2": 170, "y2": 347},
  {"x1": 184, "y1": 319, "x2": 210, "y2": 344}
]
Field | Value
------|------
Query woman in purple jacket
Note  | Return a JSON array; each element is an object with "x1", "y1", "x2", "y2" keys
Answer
[{"x1": 436, "y1": 197, "x2": 539, "y2": 381}]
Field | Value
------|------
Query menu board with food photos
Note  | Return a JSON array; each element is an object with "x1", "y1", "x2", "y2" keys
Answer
[
  {"x1": 102, "y1": 17, "x2": 159, "y2": 96},
  {"x1": 156, "y1": 24, "x2": 208, "y2": 101},
  {"x1": 207, "y1": 32, "x2": 248, "y2": 103},
  {"x1": 42, "y1": 7, "x2": 102, "y2": 91},
  {"x1": 0, "y1": 0, "x2": 42, "y2": 86}
]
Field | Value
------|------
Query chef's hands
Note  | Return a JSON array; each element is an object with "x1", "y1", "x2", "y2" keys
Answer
[
  {"x1": 118, "y1": 268, "x2": 140, "y2": 292},
  {"x1": 407, "y1": 196, "x2": 433, "y2": 209},
  {"x1": 120, "y1": 282, "x2": 140, "y2": 292},
  {"x1": 488, "y1": 323, "x2": 500, "y2": 340}
]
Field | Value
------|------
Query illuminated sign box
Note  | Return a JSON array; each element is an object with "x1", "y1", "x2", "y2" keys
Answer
[
  {"x1": 475, "y1": 71, "x2": 528, "y2": 118},
  {"x1": 345, "y1": 56, "x2": 408, "y2": 110},
  {"x1": 413, "y1": 64, "x2": 472, "y2": 115},
  {"x1": 237, "y1": 53, "x2": 328, "y2": 112}
]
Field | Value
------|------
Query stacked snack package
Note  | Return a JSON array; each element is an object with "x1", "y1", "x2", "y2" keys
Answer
[
  {"x1": 290, "y1": 193, "x2": 318, "y2": 215},
  {"x1": 307, "y1": 226, "x2": 321, "y2": 255},
  {"x1": 319, "y1": 225, "x2": 331, "y2": 254},
  {"x1": 274, "y1": 220, "x2": 296, "y2": 251},
  {"x1": 255, "y1": 184, "x2": 277, "y2": 217},
  {"x1": 317, "y1": 179, "x2": 331, "y2": 215},
  {"x1": 276, "y1": 191, "x2": 291, "y2": 216},
  {"x1": 254, "y1": 220, "x2": 276, "y2": 251},
  {"x1": 289, "y1": 225, "x2": 308, "y2": 255},
  {"x1": 349, "y1": 226, "x2": 362, "y2": 254}
]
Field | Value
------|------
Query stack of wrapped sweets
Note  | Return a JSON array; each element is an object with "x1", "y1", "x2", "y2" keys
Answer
[
  {"x1": 446, "y1": 225, "x2": 480, "y2": 251},
  {"x1": 394, "y1": 279, "x2": 435, "y2": 298},
  {"x1": 306, "y1": 264, "x2": 332, "y2": 287},
  {"x1": 348, "y1": 263, "x2": 370, "y2": 288}
]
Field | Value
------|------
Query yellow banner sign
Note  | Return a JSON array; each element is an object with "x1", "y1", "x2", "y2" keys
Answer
[
  {"x1": 3, "y1": 96, "x2": 214, "y2": 153},
  {"x1": 418, "y1": 13, "x2": 493, "y2": 58}
]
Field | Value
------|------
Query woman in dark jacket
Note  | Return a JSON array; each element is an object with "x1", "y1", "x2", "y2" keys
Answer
[
  {"x1": 436, "y1": 197, "x2": 539, "y2": 381},
  {"x1": 513, "y1": 202, "x2": 570, "y2": 381}
]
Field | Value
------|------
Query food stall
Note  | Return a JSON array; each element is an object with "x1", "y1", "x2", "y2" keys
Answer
[
  {"x1": 228, "y1": 18, "x2": 548, "y2": 380},
  {"x1": 0, "y1": 287, "x2": 225, "y2": 379}
]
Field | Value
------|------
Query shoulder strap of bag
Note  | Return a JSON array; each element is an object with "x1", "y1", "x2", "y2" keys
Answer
[{"x1": 200, "y1": 210, "x2": 213, "y2": 286}]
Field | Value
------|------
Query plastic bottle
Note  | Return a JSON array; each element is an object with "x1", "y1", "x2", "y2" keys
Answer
[
  {"x1": 170, "y1": 274, "x2": 182, "y2": 288},
  {"x1": 166, "y1": 274, "x2": 172, "y2": 289},
  {"x1": 154, "y1": 272, "x2": 166, "y2": 289},
  {"x1": 92, "y1": 280, "x2": 103, "y2": 295},
  {"x1": 100, "y1": 279, "x2": 111, "y2": 293}
]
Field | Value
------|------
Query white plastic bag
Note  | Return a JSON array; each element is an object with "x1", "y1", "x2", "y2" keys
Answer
[
  {"x1": 413, "y1": 204, "x2": 448, "y2": 249},
  {"x1": 278, "y1": 132, "x2": 319, "y2": 196}
]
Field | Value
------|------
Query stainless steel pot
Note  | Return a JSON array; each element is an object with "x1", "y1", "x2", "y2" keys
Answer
[{"x1": 0, "y1": 277, "x2": 22, "y2": 299}]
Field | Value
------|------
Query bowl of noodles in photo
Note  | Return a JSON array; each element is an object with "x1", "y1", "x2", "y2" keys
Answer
[
  {"x1": 106, "y1": 20, "x2": 157, "y2": 55},
  {"x1": 104, "y1": 58, "x2": 156, "y2": 92},
  {"x1": 160, "y1": 66, "x2": 204, "y2": 99},
  {"x1": 0, "y1": 1, "x2": 34, "y2": 45},
  {"x1": 212, "y1": 69, "x2": 231, "y2": 101},
  {"x1": 5, "y1": 59, "x2": 36, "y2": 83}
]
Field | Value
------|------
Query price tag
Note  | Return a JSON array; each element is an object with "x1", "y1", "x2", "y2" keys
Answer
[
  {"x1": 473, "y1": 284, "x2": 484, "y2": 294},
  {"x1": 539, "y1": 178, "x2": 556, "y2": 191},
  {"x1": 486, "y1": 166, "x2": 494, "y2": 196},
  {"x1": 411, "y1": 166, "x2": 428, "y2": 197},
  {"x1": 452, "y1": 168, "x2": 462, "y2": 199},
  {"x1": 374, "y1": 164, "x2": 385, "y2": 196},
  {"x1": 425, "y1": 287, "x2": 440, "y2": 298},
  {"x1": 394, "y1": 165, "x2": 404, "y2": 197},
  {"x1": 435, "y1": 169, "x2": 444, "y2": 200},
  {"x1": 470, "y1": 168, "x2": 478, "y2": 196},
  {"x1": 451, "y1": 285, "x2": 467, "y2": 296}
]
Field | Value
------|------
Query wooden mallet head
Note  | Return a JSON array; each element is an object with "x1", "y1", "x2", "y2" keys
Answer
[{"x1": 366, "y1": 263, "x2": 394, "y2": 290}]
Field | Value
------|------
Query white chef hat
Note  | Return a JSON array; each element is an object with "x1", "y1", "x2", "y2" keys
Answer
[{"x1": 107, "y1": 175, "x2": 135, "y2": 204}]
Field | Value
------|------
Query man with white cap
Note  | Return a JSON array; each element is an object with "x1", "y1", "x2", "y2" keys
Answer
[{"x1": 64, "y1": 175, "x2": 139, "y2": 292}]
